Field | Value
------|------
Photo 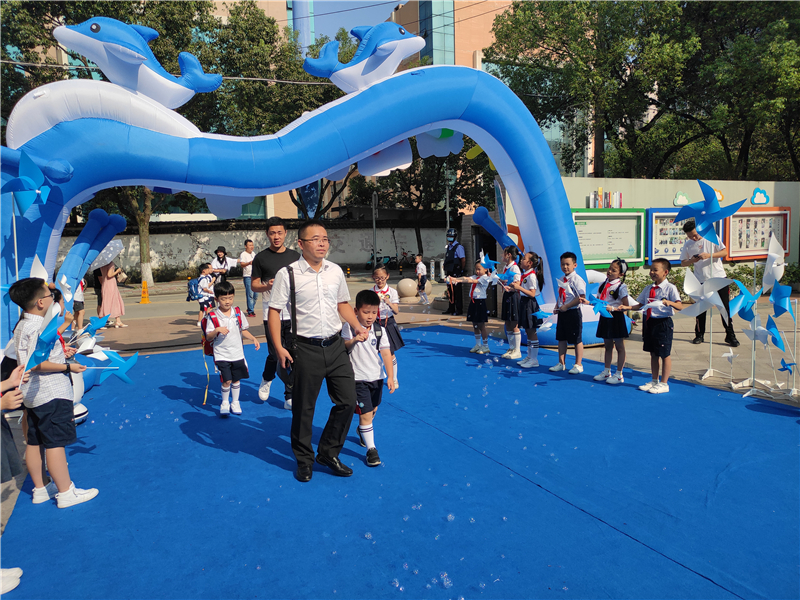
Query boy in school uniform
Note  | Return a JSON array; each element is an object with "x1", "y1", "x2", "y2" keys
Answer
[
  {"x1": 550, "y1": 252, "x2": 587, "y2": 374},
  {"x1": 415, "y1": 254, "x2": 430, "y2": 304},
  {"x1": 9, "y1": 277, "x2": 98, "y2": 509},
  {"x1": 342, "y1": 290, "x2": 395, "y2": 467},
  {"x1": 204, "y1": 281, "x2": 260, "y2": 416},
  {"x1": 620, "y1": 258, "x2": 684, "y2": 394},
  {"x1": 196, "y1": 263, "x2": 216, "y2": 327}
]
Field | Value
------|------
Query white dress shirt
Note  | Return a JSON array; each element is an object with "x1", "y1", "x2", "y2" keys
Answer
[
  {"x1": 269, "y1": 256, "x2": 350, "y2": 339},
  {"x1": 679, "y1": 238, "x2": 726, "y2": 283}
]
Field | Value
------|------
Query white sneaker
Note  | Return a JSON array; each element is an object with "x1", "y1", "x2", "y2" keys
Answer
[
  {"x1": 568, "y1": 364, "x2": 584, "y2": 374},
  {"x1": 469, "y1": 344, "x2": 482, "y2": 353},
  {"x1": 32, "y1": 480, "x2": 58, "y2": 504},
  {"x1": 56, "y1": 482, "x2": 99, "y2": 508},
  {"x1": 1, "y1": 569, "x2": 21, "y2": 594},
  {"x1": 607, "y1": 373, "x2": 624, "y2": 385},
  {"x1": 258, "y1": 379, "x2": 272, "y2": 401},
  {"x1": 1, "y1": 568, "x2": 22, "y2": 580},
  {"x1": 284, "y1": 398, "x2": 292, "y2": 410},
  {"x1": 230, "y1": 400, "x2": 242, "y2": 415},
  {"x1": 517, "y1": 358, "x2": 529, "y2": 365},
  {"x1": 638, "y1": 380, "x2": 658, "y2": 392},
  {"x1": 506, "y1": 349, "x2": 522, "y2": 360},
  {"x1": 501, "y1": 350, "x2": 513, "y2": 359},
  {"x1": 549, "y1": 363, "x2": 565, "y2": 372},
  {"x1": 526, "y1": 358, "x2": 539, "y2": 367},
  {"x1": 220, "y1": 400, "x2": 230, "y2": 416},
  {"x1": 476, "y1": 345, "x2": 490, "y2": 354},
  {"x1": 593, "y1": 370, "x2": 611, "y2": 381},
  {"x1": 649, "y1": 382, "x2": 670, "y2": 394}
]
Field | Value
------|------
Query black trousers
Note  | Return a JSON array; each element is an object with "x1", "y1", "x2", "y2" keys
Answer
[
  {"x1": 262, "y1": 320, "x2": 293, "y2": 401},
  {"x1": 291, "y1": 336, "x2": 356, "y2": 467},
  {"x1": 695, "y1": 285, "x2": 736, "y2": 338},
  {"x1": 446, "y1": 280, "x2": 463, "y2": 314}
]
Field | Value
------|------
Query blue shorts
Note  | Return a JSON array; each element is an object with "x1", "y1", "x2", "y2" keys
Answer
[
  {"x1": 355, "y1": 380, "x2": 383, "y2": 415},
  {"x1": 26, "y1": 398, "x2": 77, "y2": 449},
  {"x1": 643, "y1": 317, "x2": 673, "y2": 358}
]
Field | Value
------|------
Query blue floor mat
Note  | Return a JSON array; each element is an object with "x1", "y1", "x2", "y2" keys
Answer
[{"x1": 2, "y1": 326, "x2": 797, "y2": 599}]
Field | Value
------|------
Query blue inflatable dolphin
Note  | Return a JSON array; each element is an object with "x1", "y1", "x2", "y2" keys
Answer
[
  {"x1": 304, "y1": 23, "x2": 425, "y2": 93},
  {"x1": 53, "y1": 17, "x2": 222, "y2": 109}
]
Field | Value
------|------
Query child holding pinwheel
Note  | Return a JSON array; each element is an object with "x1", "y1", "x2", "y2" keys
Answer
[
  {"x1": 510, "y1": 251, "x2": 546, "y2": 368},
  {"x1": 587, "y1": 259, "x2": 630, "y2": 384},
  {"x1": 9, "y1": 277, "x2": 98, "y2": 509},
  {"x1": 448, "y1": 260, "x2": 499, "y2": 354}
]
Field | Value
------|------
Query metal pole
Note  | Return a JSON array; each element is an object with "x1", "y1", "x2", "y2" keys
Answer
[
  {"x1": 372, "y1": 191, "x2": 377, "y2": 270},
  {"x1": 708, "y1": 306, "x2": 713, "y2": 373},
  {"x1": 445, "y1": 185, "x2": 450, "y2": 236},
  {"x1": 751, "y1": 259, "x2": 757, "y2": 386},
  {"x1": 795, "y1": 299, "x2": 798, "y2": 393}
]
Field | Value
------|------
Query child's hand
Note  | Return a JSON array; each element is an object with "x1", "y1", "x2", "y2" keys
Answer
[
  {"x1": 552, "y1": 305, "x2": 560, "y2": 313},
  {"x1": 388, "y1": 379, "x2": 396, "y2": 393},
  {"x1": 64, "y1": 311, "x2": 74, "y2": 324},
  {"x1": 217, "y1": 327, "x2": 229, "y2": 336},
  {"x1": 64, "y1": 347, "x2": 78, "y2": 358},
  {"x1": 70, "y1": 363, "x2": 87, "y2": 373},
  {"x1": 1, "y1": 388, "x2": 23, "y2": 411},
  {"x1": 355, "y1": 330, "x2": 369, "y2": 343},
  {"x1": 252, "y1": 339, "x2": 261, "y2": 351}
]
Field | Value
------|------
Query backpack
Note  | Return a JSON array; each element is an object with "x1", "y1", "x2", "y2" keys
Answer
[
  {"x1": 187, "y1": 277, "x2": 203, "y2": 301},
  {"x1": 201, "y1": 307, "x2": 244, "y2": 356}
]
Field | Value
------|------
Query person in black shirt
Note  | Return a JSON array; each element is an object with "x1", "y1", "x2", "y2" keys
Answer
[
  {"x1": 443, "y1": 228, "x2": 466, "y2": 315},
  {"x1": 251, "y1": 217, "x2": 300, "y2": 409}
]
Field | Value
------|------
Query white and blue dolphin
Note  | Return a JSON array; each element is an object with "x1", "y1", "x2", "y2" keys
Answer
[
  {"x1": 304, "y1": 23, "x2": 425, "y2": 93},
  {"x1": 54, "y1": 17, "x2": 222, "y2": 109}
]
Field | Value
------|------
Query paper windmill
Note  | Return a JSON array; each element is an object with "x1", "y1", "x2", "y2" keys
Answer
[
  {"x1": 673, "y1": 180, "x2": 746, "y2": 245},
  {"x1": 72, "y1": 315, "x2": 110, "y2": 342},
  {"x1": 479, "y1": 253, "x2": 500, "y2": 272},
  {"x1": 779, "y1": 358, "x2": 796, "y2": 374},
  {"x1": 761, "y1": 234, "x2": 786, "y2": 294},
  {"x1": 532, "y1": 308, "x2": 553, "y2": 319},
  {"x1": 585, "y1": 283, "x2": 613, "y2": 318},
  {"x1": 722, "y1": 349, "x2": 737, "y2": 366},
  {"x1": 678, "y1": 271, "x2": 735, "y2": 323},
  {"x1": 98, "y1": 350, "x2": 139, "y2": 385},
  {"x1": 23, "y1": 304, "x2": 61, "y2": 371},
  {"x1": 765, "y1": 316, "x2": 786, "y2": 352},
  {"x1": 741, "y1": 316, "x2": 770, "y2": 348},
  {"x1": 728, "y1": 282, "x2": 761, "y2": 322},
  {"x1": 0, "y1": 150, "x2": 52, "y2": 217},
  {"x1": 769, "y1": 282, "x2": 795, "y2": 321}
]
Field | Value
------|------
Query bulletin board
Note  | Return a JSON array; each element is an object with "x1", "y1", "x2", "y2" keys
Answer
[
  {"x1": 646, "y1": 208, "x2": 724, "y2": 264},
  {"x1": 571, "y1": 209, "x2": 646, "y2": 268},
  {"x1": 724, "y1": 207, "x2": 791, "y2": 260}
]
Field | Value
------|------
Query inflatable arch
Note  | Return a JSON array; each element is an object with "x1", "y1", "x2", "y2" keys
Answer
[{"x1": 2, "y1": 48, "x2": 603, "y2": 347}]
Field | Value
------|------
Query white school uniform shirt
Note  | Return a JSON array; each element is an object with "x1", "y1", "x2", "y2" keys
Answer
[
  {"x1": 416, "y1": 262, "x2": 427, "y2": 277},
  {"x1": 198, "y1": 274, "x2": 215, "y2": 301},
  {"x1": 636, "y1": 280, "x2": 681, "y2": 318},
  {"x1": 597, "y1": 278, "x2": 629, "y2": 309},
  {"x1": 503, "y1": 262, "x2": 522, "y2": 284},
  {"x1": 74, "y1": 279, "x2": 86, "y2": 303},
  {"x1": 679, "y1": 238, "x2": 726, "y2": 283},
  {"x1": 269, "y1": 256, "x2": 350, "y2": 339},
  {"x1": 342, "y1": 322, "x2": 389, "y2": 382},
  {"x1": 373, "y1": 284, "x2": 399, "y2": 320},
  {"x1": 205, "y1": 308, "x2": 249, "y2": 362},
  {"x1": 14, "y1": 314, "x2": 73, "y2": 408},
  {"x1": 468, "y1": 273, "x2": 499, "y2": 300},
  {"x1": 520, "y1": 269, "x2": 539, "y2": 295},
  {"x1": 556, "y1": 271, "x2": 586, "y2": 309},
  {"x1": 239, "y1": 251, "x2": 256, "y2": 278}
]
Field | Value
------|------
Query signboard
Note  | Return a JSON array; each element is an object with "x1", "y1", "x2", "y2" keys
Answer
[
  {"x1": 571, "y1": 209, "x2": 646, "y2": 268},
  {"x1": 724, "y1": 207, "x2": 791, "y2": 260},
  {"x1": 646, "y1": 208, "x2": 724, "y2": 264}
]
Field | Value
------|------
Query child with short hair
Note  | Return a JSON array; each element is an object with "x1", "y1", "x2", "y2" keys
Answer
[
  {"x1": 8, "y1": 277, "x2": 97, "y2": 509},
  {"x1": 204, "y1": 281, "x2": 260, "y2": 416},
  {"x1": 343, "y1": 290, "x2": 395, "y2": 467},
  {"x1": 550, "y1": 251, "x2": 587, "y2": 374},
  {"x1": 372, "y1": 265, "x2": 404, "y2": 389},
  {"x1": 448, "y1": 261, "x2": 498, "y2": 354},
  {"x1": 511, "y1": 251, "x2": 545, "y2": 368},
  {"x1": 196, "y1": 263, "x2": 215, "y2": 327},
  {"x1": 591, "y1": 259, "x2": 630, "y2": 384},
  {"x1": 499, "y1": 246, "x2": 523, "y2": 359},
  {"x1": 415, "y1": 254, "x2": 429, "y2": 304},
  {"x1": 619, "y1": 258, "x2": 683, "y2": 394}
]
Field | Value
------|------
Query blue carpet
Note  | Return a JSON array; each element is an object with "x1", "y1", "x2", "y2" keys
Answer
[{"x1": 2, "y1": 326, "x2": 797, "y2": 599}]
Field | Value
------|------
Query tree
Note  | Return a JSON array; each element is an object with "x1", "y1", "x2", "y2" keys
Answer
[{"x1": 347, "y1": 137, "x2": 495, "y2": 253}]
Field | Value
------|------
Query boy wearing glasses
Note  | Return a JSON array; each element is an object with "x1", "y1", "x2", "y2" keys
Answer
[{"x1": 9, "y1": 278, "x2": 98, "y2": 508}]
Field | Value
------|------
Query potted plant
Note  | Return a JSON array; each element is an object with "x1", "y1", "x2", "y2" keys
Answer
[{"x1": 781, "y1": 261, "x2": 800, "y2": 293}]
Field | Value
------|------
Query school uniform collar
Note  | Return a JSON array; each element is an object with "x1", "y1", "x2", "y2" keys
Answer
[
  {"x1": 652, "y1": 279, "x2": 669, "y2": 290},
  {"x1": 374, "y1": 284, "x2": 390, "y2": 293}
]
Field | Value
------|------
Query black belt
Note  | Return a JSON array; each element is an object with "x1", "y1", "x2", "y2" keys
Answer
[{"x1": 296, "y1": 332, "x2": 340, "y2": 347}]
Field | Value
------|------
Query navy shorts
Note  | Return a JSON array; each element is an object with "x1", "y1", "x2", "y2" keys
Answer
[
  {"x1": 417, "y1": 275, "x2": 427, "y2": 290},
  {"x1": 73, "y1": 300, "x2": 85, "y2": 312},
  {"x1": 216, "y1": 359, "x2": 249, "y2": 383},
  {"x1": 555, "y1": 308, "x2": 583, "y2": 345},
  {"x1": 643, "y1": 317, "x2": 673, "y2": 358},
  {"x1": 199, "y1": 298, "x2": 215, "y2": 311},
  {"x1": 355, "y1": 380, "x2": 383, "y2": 415},
  {"x1": 26, "y1": 398, "x2": 77, "y2": 449}
]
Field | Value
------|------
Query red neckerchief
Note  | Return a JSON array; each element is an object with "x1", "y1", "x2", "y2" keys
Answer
[
  {"x1": 646, "y1": 283, "x2": 658, "y2": 319},
  {"x1": 559, "y1": 275, "x2": 568, "y2": 304},
  {"x1": 470, "y1": 278, "x2": 478, "y2": 300},
  {"x1": 58, "y1": 332, "x2": 67, "y2": 354},
  {"x1": 598, "y1": 278, "x2": 621, "y2": 301}
]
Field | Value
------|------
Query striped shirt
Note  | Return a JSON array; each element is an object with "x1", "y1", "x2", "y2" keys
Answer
[{"x1": 14, "y1": 314, "x2": 73, "y2": 408}]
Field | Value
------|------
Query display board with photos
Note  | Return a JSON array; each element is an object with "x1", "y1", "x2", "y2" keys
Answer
[
  {"x1": 724, "y1": 207, "x2": 792, "y2": 260},
  {"x1": 645, "y1": 208, "x2": 724, "y2": 264},
  {"x1": 571, "y1": 209, "x2": 646, "y2": 268}
]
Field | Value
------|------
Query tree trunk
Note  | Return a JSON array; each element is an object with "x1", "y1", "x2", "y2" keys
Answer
[
  {"x1": 593, "y1": 112, "x2": 605, "y2": 177},
  {"x1": 415, "y1": 221, "x2": 424, "y2": 255},
  {"x1": 137, "y1": 188, "x2": 154, "y2": 289}
]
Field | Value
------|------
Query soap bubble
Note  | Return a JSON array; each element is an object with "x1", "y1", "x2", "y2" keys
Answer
[
  {"x1": 364, "y1": 532, "x2": 373, "y2": 539},
  {"x1": 403, "y1": 563, "x2": 409, "y2": 570},
  {"x1": 447, "y1": 514, "x2": 455, "y2": 521},
  {"x1": 390, "y1": 578, "x2": 399, "y2": 588}
]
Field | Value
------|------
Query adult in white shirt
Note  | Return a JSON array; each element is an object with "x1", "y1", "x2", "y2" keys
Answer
[
  {"x1": 679, "y1": 220, "x2": 739, "y2": 347},
  {"x1": 269, "y1": 220, "x2": 367, "y2": 483},
  {"x1": 238, "y1": 240, "x2": 257, "y2": 317}
]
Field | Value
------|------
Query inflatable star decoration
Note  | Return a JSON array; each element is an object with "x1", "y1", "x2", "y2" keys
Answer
[
  {"x1": 673, "y1": 179, "x2": 746, "y2": 245},
  {"x1": 0, "y1": 150, "x2": 52, "y2": 217},
  {"x1": 769, "y1": 282, "x2": 795, "y2": 321}
]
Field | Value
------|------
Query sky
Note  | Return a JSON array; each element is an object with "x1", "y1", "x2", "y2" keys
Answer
[{"x1": 310, "y1": 0, "x2": 405, "y2": 41}]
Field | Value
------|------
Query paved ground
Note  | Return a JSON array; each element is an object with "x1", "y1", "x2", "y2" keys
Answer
[{"x1": 2, "y1": 272, "x2": 799, "y2": 532}]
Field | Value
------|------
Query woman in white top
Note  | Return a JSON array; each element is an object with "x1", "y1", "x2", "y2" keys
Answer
[{"x1": 211, "y1": 246, "x2": 237, "y2": 285}]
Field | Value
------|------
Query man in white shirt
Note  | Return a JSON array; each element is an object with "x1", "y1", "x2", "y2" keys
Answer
[
  {"x1": 679, "y1": 220, "x2": 740, "y2": 347},
  {"x1": 268, "y1": 220, "x2": 367, "y2": 483},
  {"x1": 238, "y1": 239, "x2": 257, "y2": 317}
]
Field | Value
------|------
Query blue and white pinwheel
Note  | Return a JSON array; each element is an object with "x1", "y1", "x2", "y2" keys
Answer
[
  {"x1": 674, "y1": 180, "x2": 746, "y2": 245},
  {"x1": 765, "y1": 316, "x2": 786, "y2": 352},
  {"x1": 769, "y1": 282, "x2": 795, "y2": 321},
  {"x1": 584, "y1": 283, "x2": 613, "y2": 319},
  {"x1": 728, "y1": 282, "x2": 761, "y2": 322},
  {"x1": 741, "y1": 316, "x2": 770, "y2": 349},
  {"x1": 761, "y1": 234, "x2": 786, "y2": 294},
  {"x1": 532, "y1": 307, "x2": 553, "y2": 320},
  {"x1": 23, "y1": 304, "x2": 61, "y2": 371},
  {"x1": 1, "y1": 150, "x2": 52, "y2": 217},
  {"x1": 75, "y1": 315, "x2": 110, "y2": 340},
  {"x1": 98, "y1": 350, "x2": 138, "y2": 384},
  {"x1": 779, "y1": 358, "x2": 795, "y2": 374},
  {"x1": 478, "y1": 251, "x2": 500, "y2": 272},
  {"x1": 678, "y1": 270, "x2": 735, "y2": 323}
]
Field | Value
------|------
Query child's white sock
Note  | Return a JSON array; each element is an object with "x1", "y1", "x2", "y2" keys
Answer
[
  {"x1": 420, "y1": 292, "x2": 429, "y2": 303},
  {"x1": 231, "y1": 382, "x2": 240, "y2": 402},
  {"x1": 392, "y1": 355, "x2": 398, "y2": 381},
  {"x1": 358, "y1": 424, "x2": 376, "y2": 449},
  {"x1": 221, "y1": 385, "x2": 230, "y2": 403},
  {"x1": 506, "y1": 332, "x2": 514, "y2": 350},
  {"x1": 474, "y1": 334, "x2": 482, "y2": 346},
  {"x1": 482, "y1": 336, "x2": 488, "y2": 346},
  {"x1": 513, "y1": 332, "x2": 522, "y2": 352}
]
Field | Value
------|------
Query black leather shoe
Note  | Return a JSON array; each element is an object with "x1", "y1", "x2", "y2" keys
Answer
[
  {"x1": 691, "y1": 336, "x2": 704, "y2": 344},
  {"x1": 294, "y1": 464, "x2": 313, "y2": 482},
  {"x1": 316, "y1": 454, "x2": 353, "y2": 477},
  {"x1": 441, "y1": 310, "x2": 454, "y2": 315},
  {"x1": 726, "y1": 337, "x2": 741, "y2": 348}
]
